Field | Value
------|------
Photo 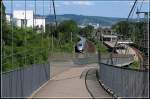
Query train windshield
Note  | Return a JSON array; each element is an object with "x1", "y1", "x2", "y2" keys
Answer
[{"x1": 78, "y1": 44, "x2": 82, "y2": 46}]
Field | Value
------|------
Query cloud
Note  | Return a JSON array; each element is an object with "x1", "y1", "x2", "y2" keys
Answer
[
  {"x1": 128, "y1": 2, "x2": 134, "y2": 7},
  {"x1": 55, "y1": 4, "x2": 61, "y2": 7},
  {"x1": 63, "y1": 2, "x2": 70, "y2": 5},
  {"x1": 72, "y1": 1, "x2": 94, "y2": 6},
  {"x1": 62, "y1": 1, "x2": 94, "y2": 6}
]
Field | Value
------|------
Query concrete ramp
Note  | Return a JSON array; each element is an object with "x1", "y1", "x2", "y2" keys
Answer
[{"x1": 31, "y1": 63, "x2": 111, "y2": 98}]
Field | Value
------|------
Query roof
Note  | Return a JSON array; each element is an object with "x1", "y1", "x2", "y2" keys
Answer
[
  {"x1": 102, "y1": 34, "x2": 118, "y2": 38},
  {"x1": 34, "y1": 15, "x2": 46, "y2": 19},
  {"x1": 6, "y1": 13, "x2": 46, "y2": 19}
]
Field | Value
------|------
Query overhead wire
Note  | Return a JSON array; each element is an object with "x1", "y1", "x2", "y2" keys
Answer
[
  {"x1": 52, "y1": 0, "x2": 57, "y2": 28},
  {"x1": 126, "y1": 0, "x2": 139, "y2": 55},
  {"x1": 48, "y1": 0, "x2": 52, "y2": 51},
  {"x1": 25, "y1": 0, "x2": 27, "y2": 65},
  {"x1": 128, "y1": 0, "x2": 138, "y2": 48},
  {"x1": 11, "y1": 0, "x2": 13, "y2": 71},
  {"x1": 137, "y1": 0, "x2": 144, "y2": 21},
  {"x1": 108, "y1": 0, "x2": 138, "y2": 64},
  {"x1": 10, "y1": 0, "x2": 14, "y2": 96},
  {"x1": 130, "y1": 2, "x2": 138, "y2": 21},
  {"x1": 52, "y1": 0, "x2": 56, "y2": 52},
  {"x1": 42, "y1": 0, "x2": 44, "y2": 48},
  {"x1": 52, "y1": 0, "x2": 58, "y2": 44},
  {"x1": 127, "y1": 0, "x2": 138, "y2": 21},
  {"x1": 139, "y1": 0, "x2": 144, "y2": 12},
  {"x1": 51, "y1": 0, "x2": 54, "y2": 52},
  {"x1": 34, "y1": 0, "x2": 36, "y2": 64}
]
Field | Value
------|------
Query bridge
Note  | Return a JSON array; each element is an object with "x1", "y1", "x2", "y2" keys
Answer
[
  {"x1": 1, "y1": 0, "x2": 149, "y2": 98},
  {"x1": 2, "y1": 51, "x2": 148, "y2": 98}
]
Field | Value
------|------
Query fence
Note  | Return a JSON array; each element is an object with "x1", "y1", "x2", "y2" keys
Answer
[
  {"x1": 2, "y1": 63, "x2": 50, "y2": 98},
  {"x1": 49, "y1": 52, "x2": 75, "y2": 78},
  {"x1": 98, "y1": 53, "x2": 148, "y2": 97},
  {"x1": 1, "y1": 0, "x2": 52, "y2": 98},
  {"x1": 100, "y1": 54, "x2": 134, "y2": 66},
  {"x1": 74, "y1": 53, "x2": 134, "y2": 66}
]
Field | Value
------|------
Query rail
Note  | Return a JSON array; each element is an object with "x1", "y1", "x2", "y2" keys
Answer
[{"x1": 74, "y1": 53, "x2": 134, "y2": 66}]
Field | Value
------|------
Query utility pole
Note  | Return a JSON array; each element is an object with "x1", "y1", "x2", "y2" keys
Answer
[{"x1": 52, "y1": 0, "x2": 58, "y2": 38}]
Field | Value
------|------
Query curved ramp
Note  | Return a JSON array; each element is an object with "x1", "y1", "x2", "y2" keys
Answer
[
  {"x1": 31, "y1": 63, "x2": 111, "y2": 98},
  {"x1": 85, "y1": 68, "x2": 111, "y2": 98}
]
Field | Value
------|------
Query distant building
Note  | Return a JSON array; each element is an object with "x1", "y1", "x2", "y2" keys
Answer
[
  {"x1": 6, "y1": 14, "x2": 12, "y2": 22},
  {"x1": 101, "y1": 34, "x2": 118, "y2": 42},
  {"x1": 6, "y1": 10, "x2": 45, "y2": 32},
  {"x1": 93, "y1": 26, "x2": 113, "y2": 40},
  {"x1": 78, "y1": 23, "x2": 100, "y2": 29},
  {"x1": 78, "y1": 25, "x2": 86, "y2": 28},
  {"x1": 88, "y1": 23, "x2": 100, "y2": 29},
  {"x1": 34, "y1": 16, "x2": 45, "y2": 33}
]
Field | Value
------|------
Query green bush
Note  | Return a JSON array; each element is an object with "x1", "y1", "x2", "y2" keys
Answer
[
  {"x1": 2, "y1": 26, "x2": 50, "y2": 72},
  {"x1": 129, "y1": 61, "x2": 140, "y2": 69},
  {"x1": 2, "y1": 19, "x2": 81, "y2": 72},
  {"x1": 96, "y1": 41, "x2": 108, "y2": 53}
]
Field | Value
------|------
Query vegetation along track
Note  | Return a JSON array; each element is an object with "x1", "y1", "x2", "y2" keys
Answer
[{"x1": 131, "y1": 46, "x2": 144, "y2": 69}]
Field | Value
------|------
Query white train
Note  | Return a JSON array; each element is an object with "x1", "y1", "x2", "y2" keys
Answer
[{"x1": 75, "y1": 36, "x2": 86, "y2": 53}]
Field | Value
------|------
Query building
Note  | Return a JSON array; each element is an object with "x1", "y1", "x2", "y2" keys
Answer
[
  {"x1": 6, "y1": 10, "x2": 45, "y2": 32},
  {"x1": 78, "y1": 25, "x2": 86, "y2": 28},
  {"x1": 6, "y1": 14, "x2": 12, "y2": 22},
  {"x1": 101, "y1": 34, "x2": 118, "y2": 42},
  {"x1": 93, "y1": 26, "x2": 114, "y2": 41},
  {"x1": 78, "y1": 23, "x2": 101, "y2": 29},
  {"x1": 34, "y1": 16, "x2": 45, "y2": 33}
]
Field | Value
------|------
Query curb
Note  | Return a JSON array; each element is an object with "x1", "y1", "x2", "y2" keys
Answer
[
  {"x1": 96, "y1": 70, "x2": 118, "y2": 98},
  {"x1": 28, "y1": 79, "x2": 50, "y2": 98},
  {"x1": 84, "y1": 69, "x2": 95, "y2": 99}
]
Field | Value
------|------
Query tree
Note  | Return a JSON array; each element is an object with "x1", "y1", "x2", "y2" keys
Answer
[
  {"x1": 79, "y1": 25, "x2": 94, "y2": 38},
  {"x1": 129, "y1": 22, "x2": 145, "y2": 44},
  {"x1": 112, "y1": 20, "x2": 145, "y2": 47},
  {"x1": 112, "y1": 21, "x2": 130, "y2": 38},
  {"x1": 45, "y1": 23, "x2": 56, "y2": 37},
  {"x1": 58, "y1": 20, "x2": 78, "y2": 42}
]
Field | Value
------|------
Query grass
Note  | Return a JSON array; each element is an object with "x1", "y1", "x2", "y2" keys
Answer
[
  {"x1": 128, "y1": 61, "x2": 140, "y2": 69},
  {"x1": 2, "y1": 36, "x2": 74, "y2": 72},
  {"x1": 96, "y1": 41, "x2": 108, "y2": 53}
]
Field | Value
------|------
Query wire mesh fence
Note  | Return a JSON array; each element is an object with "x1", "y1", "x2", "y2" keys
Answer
[
  {"x1": 1, "y1": 0, "x2": 53, "y2": 98},
  {"x1": 1, "y1": 0, "x2": 53, "y2": 72},
  {"x1": 49, "y1": 52, "x2": 75, "y2": 78},
  {"x1": 74, "y1": 53, "x2": 134, "y2": 66},
  {"x1": 1, "y1": 0, "x2": 149, "y2": 98}
]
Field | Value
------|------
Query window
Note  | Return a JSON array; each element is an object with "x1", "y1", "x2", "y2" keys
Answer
[{"x1": 78, "y1": 44, "x2": 82, "y2": 46}]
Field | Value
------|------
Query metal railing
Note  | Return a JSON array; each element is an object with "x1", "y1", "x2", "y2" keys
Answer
[
  {"x1": 1, "y1": 0, "x2": 53, "y2": 98},
  {"x1": 98, "y1": 52, "x2": 149, "y2": 97},
  {"x1": 2, "y1": 63, "x2": 50, "y2": 98},
  {"x1": 74, "y1": 53, "x2": 134, "y2": 66}
]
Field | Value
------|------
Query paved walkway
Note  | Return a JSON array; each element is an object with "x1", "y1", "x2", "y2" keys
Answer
[{"x1": 31, "y1": 64, "x2": 110, "y2": 98}]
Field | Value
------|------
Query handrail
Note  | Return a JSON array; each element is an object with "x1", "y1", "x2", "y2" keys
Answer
[{"x1": 99, "y1": 63, "x2": 147, "y2": 72}]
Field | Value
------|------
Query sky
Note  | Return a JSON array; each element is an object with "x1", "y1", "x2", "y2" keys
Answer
[{"x1": 3, "y1": 0, "x2": 149, "y2": 18}]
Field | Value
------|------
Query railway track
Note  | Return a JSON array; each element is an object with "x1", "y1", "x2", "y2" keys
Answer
[{"x1": 85, "y1": 40, "x2": 96, "y2": 53}]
